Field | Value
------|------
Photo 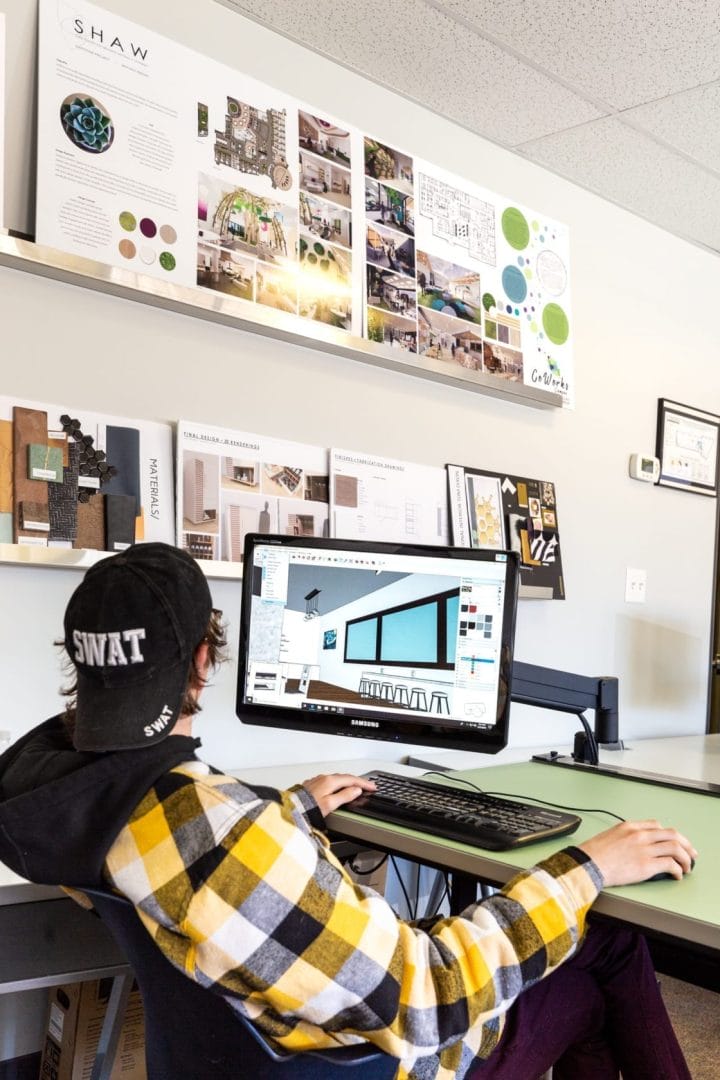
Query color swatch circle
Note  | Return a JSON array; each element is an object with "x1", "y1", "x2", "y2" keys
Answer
[
  {"x1": 501, "y1": 265, "x2": 527, "y2": 304},
  {"x1": 542, "y1": 303, "x2": 570, "y2": 345},
  {"x1": 118, "y1": 239, "x2": 136, "y2": 259},
  {"x1": 159, "y1": 251, "x2": 176, "y2": 271},
  {"x1": 119, "y1": 211, "x2": 136, "y2": 232},
  {"x1": 159, "y1": 224, "x2": 177, "y2": 244},
  {"x1": 140, "y1": 218, "x2": 157, "y2": 238},
  {"x1": 536, "y1": 249, "x2": 567, "y2": 296},
  {"x1": 501, "y1": 207, "x2": 530, "y2": 250}
]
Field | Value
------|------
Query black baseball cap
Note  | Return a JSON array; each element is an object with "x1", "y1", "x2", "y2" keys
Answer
[{"x1": 64, "y1": 543, "x2": 212, "y2": 752}]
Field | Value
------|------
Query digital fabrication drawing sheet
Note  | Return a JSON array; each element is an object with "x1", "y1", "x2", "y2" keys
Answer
[
  {"x1": 177, "y1": 420, "x2": 329, "y2": 565},
  {"x1": 330, "y1": 448, "x2": 449, "y2": 546}
]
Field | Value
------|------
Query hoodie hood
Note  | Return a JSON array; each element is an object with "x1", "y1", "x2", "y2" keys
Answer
[{"x1": 0, "y1": 715, "x2": 200, "y2": 887}]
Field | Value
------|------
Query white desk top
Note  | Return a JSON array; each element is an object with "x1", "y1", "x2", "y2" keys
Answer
[
  {"x1": 600, "y1": 733, "x2": 720, "y2": 784},
  {"x1": 401, "y1": 734, "x2": 720, "y2": 786}
]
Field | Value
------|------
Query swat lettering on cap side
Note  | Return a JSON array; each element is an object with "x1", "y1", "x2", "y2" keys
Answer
[
  {"x1": 144, "y1": 705, "x2": 173, "y2": 738},
  {"x1": 73, "y1": 628, "x2": 147, "y2": 665}
]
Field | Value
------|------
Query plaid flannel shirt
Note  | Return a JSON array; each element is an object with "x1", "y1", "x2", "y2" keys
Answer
[{"x1": 105, "y1": 761, "x2": 602, "y2": 1080}]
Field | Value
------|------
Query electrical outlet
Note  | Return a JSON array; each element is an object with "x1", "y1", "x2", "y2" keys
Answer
[{"x1": 625, "y1": 567, "x2": 647, "y2": 603}]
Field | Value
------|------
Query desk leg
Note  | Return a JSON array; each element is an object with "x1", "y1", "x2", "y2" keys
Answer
[
  {"x1": 90, "y1": 970, "x2": 133, "y2": 1080},
  {"x1": 449, "y1": 873, "x2": 478, "y2": 914}
]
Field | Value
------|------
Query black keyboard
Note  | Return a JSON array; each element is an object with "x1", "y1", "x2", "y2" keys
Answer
[{"x1": 342, "y1": 771, "x2": 581, "y2": 851}]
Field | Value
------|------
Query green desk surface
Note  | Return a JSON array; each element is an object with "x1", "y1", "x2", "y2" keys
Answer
[{"x1": 329, "y1": 761, "x2": 720, "y2": 949}]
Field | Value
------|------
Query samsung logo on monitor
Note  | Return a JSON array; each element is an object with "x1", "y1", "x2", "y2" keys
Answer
[{"x1": 350, "y1": 718, "x2": 380, "y2": 728}]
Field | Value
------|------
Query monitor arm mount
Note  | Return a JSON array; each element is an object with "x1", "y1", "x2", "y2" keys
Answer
[{"x1": 510, "y1": 661, "x2": 621, "y2": 766}]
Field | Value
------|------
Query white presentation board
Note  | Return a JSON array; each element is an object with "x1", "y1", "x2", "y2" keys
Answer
[{"x1": 36, "y1": 0, "x2": 574, "y2": 404}]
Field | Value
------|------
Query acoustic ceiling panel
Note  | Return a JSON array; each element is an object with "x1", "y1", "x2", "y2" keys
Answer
[
  {"x1": 430, "y1": 0, "x2": 720, "y2": 110},
  {"x1": 218, "y1": 0, "x2": 602, "y2": 145},
  {"x1": 621, "y1": 82, "x2": 720, "y2": 175},
  {"x1": 519, "y1": 116, "x2": 720, "y2": 254}
]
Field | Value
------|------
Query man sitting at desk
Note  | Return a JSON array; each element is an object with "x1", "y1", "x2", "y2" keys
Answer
[{"x1": 0, "y1": 544, "x2": 694, "y2": 1079}]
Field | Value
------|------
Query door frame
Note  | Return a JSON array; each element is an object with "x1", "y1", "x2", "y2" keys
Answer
[{"x1": 708, "y1": 498, "x2": 720, "y2": 733}]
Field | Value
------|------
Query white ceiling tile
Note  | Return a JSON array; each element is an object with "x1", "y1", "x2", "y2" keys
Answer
[
  {"x1": 214, "y1": 0, "x2": 720, "y2": 255},
  {"x1": 519, "y1": 117, "x2": 720, "y2": 252},
  {"x1": 432, "y1": 0, "x2": 720, "y2": 109},
  {"x1": 622, "y1": 81, "x2": 720, "y2": 174},
  {"x1": 218, "y1": 0, "x2": 603, "y2": 144}
]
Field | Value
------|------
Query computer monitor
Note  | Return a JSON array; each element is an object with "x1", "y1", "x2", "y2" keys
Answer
[{"x1": 236, "y1": 534, "x2": 519, "y2": 754}]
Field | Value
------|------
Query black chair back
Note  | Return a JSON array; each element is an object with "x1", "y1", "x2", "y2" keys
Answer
[{"x1": 82, "y1": 887, "x2": 397, "y2": 1079}]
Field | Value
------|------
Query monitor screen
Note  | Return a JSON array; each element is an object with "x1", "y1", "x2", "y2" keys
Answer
[{"x1": 236, "y1": 535, "x2": 519, "y2": 754}]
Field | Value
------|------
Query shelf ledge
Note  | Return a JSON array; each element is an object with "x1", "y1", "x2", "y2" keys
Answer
[{"x1": 0, "y1": 233, "x2": 563, "y2": 410}]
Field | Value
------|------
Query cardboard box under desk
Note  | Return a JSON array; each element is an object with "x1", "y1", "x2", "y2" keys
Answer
[
  {"x1": 40, "y1": 978, "x2": 145, "y2": 1080},
  {"x1": 335, "y1": 842, "x2": 389, "y2": 896}
]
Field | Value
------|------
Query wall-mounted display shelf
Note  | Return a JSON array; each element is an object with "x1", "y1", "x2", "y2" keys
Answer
[
  {"x1": 0, "y1": 542, "x2": 241, "y2": 580},
  {"x1": 0, "y1": 234, "x2": 562, "y2": 410},
  {"x1": 0, "y1": 543, "x2": 545, "y2": 598}
]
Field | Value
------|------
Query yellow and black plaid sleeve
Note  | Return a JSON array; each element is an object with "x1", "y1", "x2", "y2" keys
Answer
[{"x1": 105, "y1": 763, "x2": 601, "y2": 1080}]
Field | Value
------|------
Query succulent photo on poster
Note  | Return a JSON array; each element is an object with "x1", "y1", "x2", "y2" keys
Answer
[{"x1": 60, "y1": 93, "x2": 114, "y2": 153}]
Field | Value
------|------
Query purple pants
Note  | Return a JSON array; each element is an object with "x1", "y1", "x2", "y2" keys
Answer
[{"x1": 469, "y1": 922, "x2": 691, "y2": 1079}]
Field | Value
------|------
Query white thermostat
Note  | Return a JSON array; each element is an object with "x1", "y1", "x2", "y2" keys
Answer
[{"x1": 628, "y1": 453, "x2": 660, "y2": 483}]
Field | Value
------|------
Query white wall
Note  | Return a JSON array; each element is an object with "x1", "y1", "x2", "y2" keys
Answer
[{"x1": 2, "y1": 0, "x2": 720, "y2": 776}]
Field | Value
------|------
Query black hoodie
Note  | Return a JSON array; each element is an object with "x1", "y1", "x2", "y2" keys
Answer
[{"x1": 0, "y1": 716, "x2": 201, "y2": 887}]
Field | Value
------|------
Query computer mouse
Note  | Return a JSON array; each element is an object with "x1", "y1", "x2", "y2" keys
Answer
[{"x1": 645, "y1": 858, "x2": 695, "y2": 883}]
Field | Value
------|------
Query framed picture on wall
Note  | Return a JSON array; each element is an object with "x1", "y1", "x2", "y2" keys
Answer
[{"x1": 655, "y1": 399, "x2": 720, "y2": 497}]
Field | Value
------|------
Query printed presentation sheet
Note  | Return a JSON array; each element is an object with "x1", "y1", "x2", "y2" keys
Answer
[
  {"x1": 36, "y1": 0, "x2": 362, "y2": 336},
  {"x1": 330, "y1": 448, "x2": 449, "y2": 546},
  {"x1": 362, "y1": 133, "x2": 574, "y2": 404},
  {"x1": 0, "y1": 394, "x2": 174, "y2": 551},
  {"x1": 0, "y1": 14, "x2": 5, "y2": 226},
  {"x1": 36, "y1": 0, "x2": 575, "y2": 405},
  {"x1": 177, "y1": 420, "x2": 329, "y2": 564},
  {"x1": 446, "y1": 463, "x2": 565, "y2": 599}
]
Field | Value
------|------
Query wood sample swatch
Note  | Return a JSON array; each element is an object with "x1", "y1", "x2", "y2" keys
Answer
[
  {"x1": 76, "y1": 494, "x2": 105, "y2": 551},
  {"x1": 13, "y1": 407, "x2": 48, "y2": 542},
  {"x1": 0, "y1": 420, "x2": 12, "y2": 515},
  {"x1": 20, "y1": 501, "x2": 50, "y2": 531}
]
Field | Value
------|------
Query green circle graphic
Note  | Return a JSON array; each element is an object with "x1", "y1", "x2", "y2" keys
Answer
[
  {"x1": 119, "y1": 211, "x2": 136, "y2": 232},
  {"x1": 542, "y1": 303, "x2": 569, "y2": 345},
  {"x1": 482, "y1": 292, "x2": 496, "y2": 312},
  {"x1": 502, "y1": 207, "x2": 530, "y2": 250}
]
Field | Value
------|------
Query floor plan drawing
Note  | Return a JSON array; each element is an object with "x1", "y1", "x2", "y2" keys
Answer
[
  {"x1": 214, "y1": 96, "x2": 292, "y2": 191},
  {"x1": 419, "y1": 173, "x2": 496, "y2": 266}
]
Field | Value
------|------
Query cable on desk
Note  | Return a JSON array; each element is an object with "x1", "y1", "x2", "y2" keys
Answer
[
  {"x1": 421, "y1": 771, "x2": 627, "y2": 825},
  {"x1": 390, "y1": 854, "x2": 418, "y2": 920}
]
